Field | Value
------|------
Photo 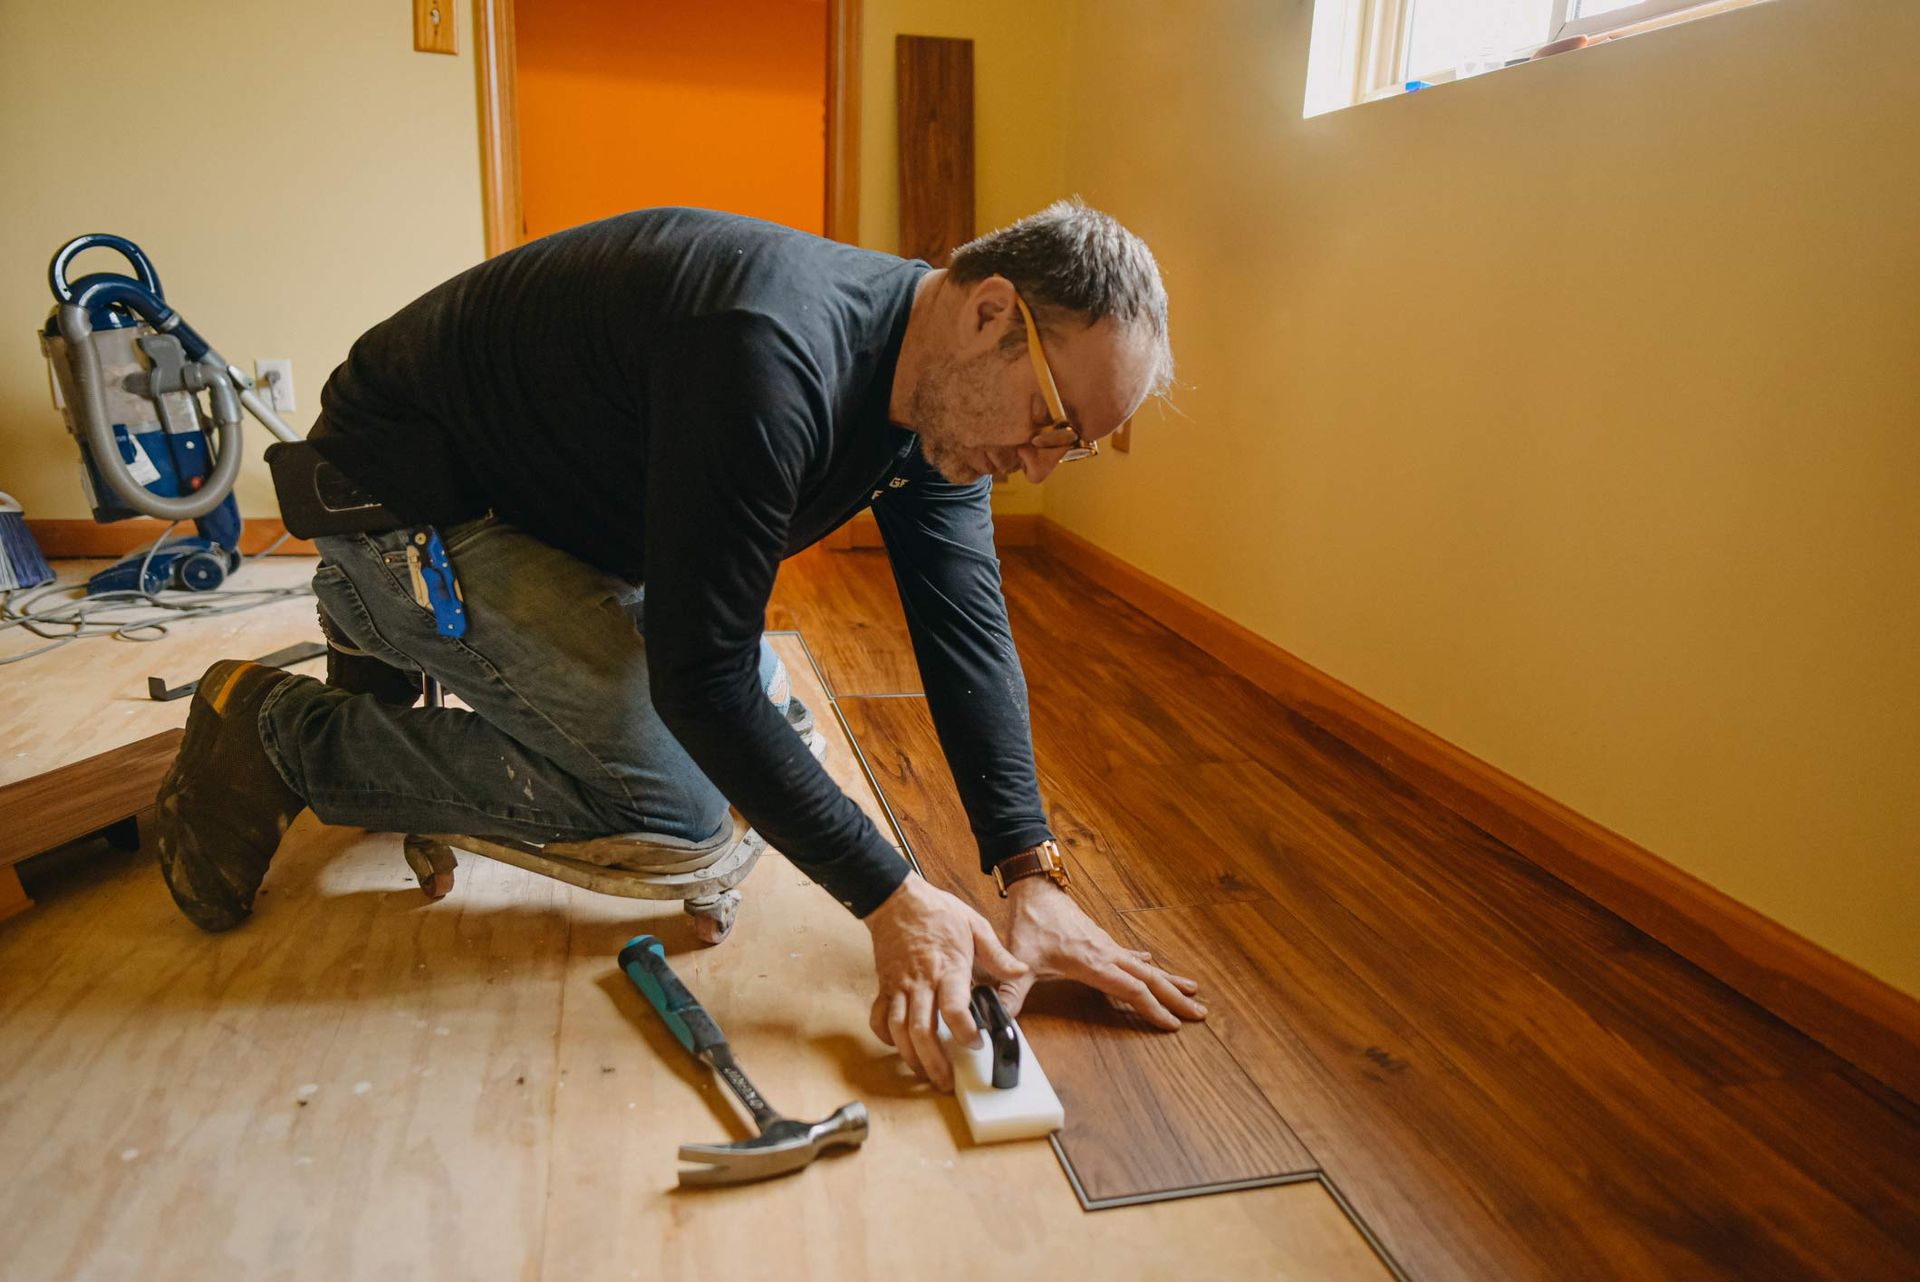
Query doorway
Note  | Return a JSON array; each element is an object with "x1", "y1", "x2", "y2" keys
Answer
[{"x1": 473, "y1": 0, "x2": 860, "y2": 254}]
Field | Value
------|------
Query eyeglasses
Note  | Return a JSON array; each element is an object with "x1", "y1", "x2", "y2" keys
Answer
[{"x1": 1014, "y1": 293, "x2": 1099, "y2": 462}]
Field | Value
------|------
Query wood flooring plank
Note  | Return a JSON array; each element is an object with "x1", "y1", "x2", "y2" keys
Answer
[
  {"x1": 769, "y1": 548, "x2": 921, "y2": 695},
  {"x1": 837, "y1": 693, "x2": 1319, "y2": 1201},
  {"x1": 1712, "y1": 1070, "x2": 1920, "y2": 1246},
  {"x1": 0, "y1": 730, "x2": 182, "y2": 867},
  {"x1": 895, "y1": 36, "x2": 974, "y2": 267},
  {"x1": 1128, "y1": 889, "x2": 1920, "y2": 1281}
]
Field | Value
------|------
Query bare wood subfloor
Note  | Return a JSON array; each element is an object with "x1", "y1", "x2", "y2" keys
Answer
[
  {"x1": 0, "y1": 558, "x2": 323, "y2": 873},
  {"x1": 0, "y1": 632, "x2": 1389, "y2": 1282},
  {"x1": 807, "y1": 545, "x2": 1920, "y2": 1282}
]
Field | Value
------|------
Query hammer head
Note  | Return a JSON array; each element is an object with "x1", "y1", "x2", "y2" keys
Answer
[{"x1": 677, "y1": 1101, "x2": 869, "y2": 1187}]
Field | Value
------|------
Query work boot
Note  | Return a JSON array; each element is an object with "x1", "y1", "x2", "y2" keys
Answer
[{"x1": 153, "y1": 660, "x2": 307, "y2": 932}]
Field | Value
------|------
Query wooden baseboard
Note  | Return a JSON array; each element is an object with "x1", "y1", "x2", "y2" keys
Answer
[
  {"x1": 1036, "y1": 518, "x2": 1920, "y2": 1103},
  {"x1": 828, "y1": 510, "x2": 1041, "y2": 551},
  {"x1": 0, "y1": 730, "x2": 182, "y2": 870},
  {"x1": 26, "y1": 518, "x2": 316, "y2": 558}
]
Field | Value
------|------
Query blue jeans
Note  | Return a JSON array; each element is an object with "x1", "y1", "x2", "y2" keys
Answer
[{"x1": 259, "y1": 515, "x2": 785, "y2": 844}]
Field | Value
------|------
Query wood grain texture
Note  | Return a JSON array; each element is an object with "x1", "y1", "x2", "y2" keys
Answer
[
  {"x1": 26, "y1": 518, "x2": 316, "y2": 557},
  {"x1": 769, "y1": 547, "x2": 921, "y2": 695},
  {"x1": 0, "y1": 556, "x2": 318, "y2": 787},
  {"x1": 895, "y1": 36, "x2": 974, "y2": 266},
  {"x1": 0, "y1": 817, "x2": 571, "y2": 1282},
  {"x1": 837, "y1": 694, "x2": 1319, "y2": 1201},
  {"x1": 0, "y1": 730, "x2": 180, "y2": 867},
  {"x1": 1131, "y1": 900, "x2": 1920, "y2": 1282},
  {"x1": 1034, "y1": 519, "x2": 1920, "y2": 1104},
  {"x1": 0, "y1": 635, "x2": 1390, "y2": 1282}
]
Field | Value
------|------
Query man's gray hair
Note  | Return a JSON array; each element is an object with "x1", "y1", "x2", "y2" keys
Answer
[{"x1": 947, "y1": 197, "x2": 1174, "y2": 397}]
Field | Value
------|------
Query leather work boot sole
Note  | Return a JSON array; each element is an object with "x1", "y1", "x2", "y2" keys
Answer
[{"x1": 154, "y1": 660, "x2": 308, "y2": 932}]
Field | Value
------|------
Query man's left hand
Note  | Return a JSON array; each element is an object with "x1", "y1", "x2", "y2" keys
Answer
[{"x1": 994, "y1": 877, "x2": 1207, "y2": 1029}]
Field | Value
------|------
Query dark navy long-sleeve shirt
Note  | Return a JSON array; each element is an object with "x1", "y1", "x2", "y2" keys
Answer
[{"x1": 308, "y1": 208, "x2": 1053, "y2": 915}]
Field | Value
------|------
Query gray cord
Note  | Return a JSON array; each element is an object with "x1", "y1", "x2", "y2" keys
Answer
[{"x1": 0, "y1": 523, "x2": 313, "y2": 666}]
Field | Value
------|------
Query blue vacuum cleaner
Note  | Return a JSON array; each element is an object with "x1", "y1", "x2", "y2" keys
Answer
[{"x1": 38, "y1": 234, "x2": 301, "y2": 594}]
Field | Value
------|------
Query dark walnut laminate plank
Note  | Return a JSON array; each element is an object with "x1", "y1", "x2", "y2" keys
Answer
[
  {"x1": 838, "y1": 694, "x2": 1317, "y2": 1200},
  {"x1": 1049, "y1": 741, "x2": 1834, "y2": 1096},
  {"x1": 1712, "y1": 1069, "x2": 1920, "y2": 1244},
  {"x1": 1131, "y1": 900, "x2": 1920, "y2": 1282},
  {"x1": 1007, "y1": 555, "x2": 1841, "y2": 1092},
  {"x1": 769, "y1": 546, "x2": 921, "y2": 695},
  {"x1": 1127, "y1": 899, "x2": 1605, "y2": 1282},
  {"x1": 1120, "y1": 767, "x2": 1920, "y2": 1282},
  {"x1": 895, "y1": 35, "x2": 974, "y2": 267}
]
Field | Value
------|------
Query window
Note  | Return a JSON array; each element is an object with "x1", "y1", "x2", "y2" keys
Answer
[{"x1": 1303, "y1": 0, "x2": 1773, "y2": 117}]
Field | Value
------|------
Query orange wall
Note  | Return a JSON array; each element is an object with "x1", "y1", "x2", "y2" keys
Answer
[{"x1": 516, "y1": 0, "x2": 826, "y2": 240}]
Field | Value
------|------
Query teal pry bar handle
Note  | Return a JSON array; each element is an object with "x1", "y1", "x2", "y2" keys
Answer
[{"x1": 619, "y1": 934, "x2": 728, "y2": 1059}]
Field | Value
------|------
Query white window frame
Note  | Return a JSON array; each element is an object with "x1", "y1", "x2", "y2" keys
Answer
[
  {"x1": 1552, "y1": 0, "x2": 1721, "y2": 42},
  {"x1": 1347, "y1": 0, "x2": 1763, "y2": 101}
]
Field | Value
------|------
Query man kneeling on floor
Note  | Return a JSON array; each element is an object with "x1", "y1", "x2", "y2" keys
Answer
[{"x1": 154, "y1": 200, "x2": 1207, "y2": 1090}]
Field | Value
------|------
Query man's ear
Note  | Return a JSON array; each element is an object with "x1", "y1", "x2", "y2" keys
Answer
[{"x1": 958, "y1": 275, "x2": 1018, "y2": 348}]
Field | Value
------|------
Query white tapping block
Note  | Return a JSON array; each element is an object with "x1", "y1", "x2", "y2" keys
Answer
[{"x1": 939, "y1": 1012, "x2": 1065, "y2": 1144}]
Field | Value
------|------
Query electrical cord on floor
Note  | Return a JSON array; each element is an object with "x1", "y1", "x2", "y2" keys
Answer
[{"x1": 0, "y1": 523, "x2": 313, "y2": 666}]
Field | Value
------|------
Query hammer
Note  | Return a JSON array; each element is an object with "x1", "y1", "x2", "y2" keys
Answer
[{"x1": 619, "y1": 935, "x2": 869, "y2": 1186}]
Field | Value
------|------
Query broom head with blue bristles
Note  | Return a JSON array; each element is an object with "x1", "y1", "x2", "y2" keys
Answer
[{"x1": 0, "y1": 491, "x2": 56, "y2": 591}]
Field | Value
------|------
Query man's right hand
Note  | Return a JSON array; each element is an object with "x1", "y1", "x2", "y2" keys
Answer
[{"x1": 865, "y1": 873, "x2": 1029, "y2": 1092}]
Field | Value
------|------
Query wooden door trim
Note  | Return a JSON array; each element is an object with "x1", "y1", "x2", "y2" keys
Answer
[
  {"x1": 474, "y1": 0, "x2": 860, "y2": 256},
  {"x1": 474, "y1": 0, "x2": 521, "y2": 258},
  {"x1": 825, "y1": 0, "x2": 862, "y2": 244}
]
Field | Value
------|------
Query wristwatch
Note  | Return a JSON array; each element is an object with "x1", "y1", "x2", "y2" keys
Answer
[{"x1": 991, "y1": 839, "x2": 1071, "y2": 898}]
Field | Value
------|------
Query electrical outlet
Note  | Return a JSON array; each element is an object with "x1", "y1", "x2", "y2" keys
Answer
[{"x1": 255, "y1": 359, "x2": 296, "y2": 413}]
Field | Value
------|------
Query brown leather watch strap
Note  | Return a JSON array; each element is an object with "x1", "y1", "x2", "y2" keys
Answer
[
  {"x1": 992, "y1": 839, "x2": 1069, "y2": 897},
  {"x1": 993, "y1": 848, "x2": 1051, "y2": 889}
]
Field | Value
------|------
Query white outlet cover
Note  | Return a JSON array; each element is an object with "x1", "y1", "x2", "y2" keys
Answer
[{"x1": 255, "y1": 358, "x2": 296, "y2": 412}]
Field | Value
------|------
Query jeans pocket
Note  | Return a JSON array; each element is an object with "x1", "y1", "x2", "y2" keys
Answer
[{"x1": 312, "y1": 560, "x2": 413, "y2": 667}]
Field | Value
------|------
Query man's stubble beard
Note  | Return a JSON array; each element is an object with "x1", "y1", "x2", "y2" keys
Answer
[{"x1": 907, "y1": 345, "x2": 1012, "y2": 485}]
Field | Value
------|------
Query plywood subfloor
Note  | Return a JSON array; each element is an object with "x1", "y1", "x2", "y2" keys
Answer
[
  {"x1": 0, "y1": 635, "x2": 1391, "y2": 1282},
  {"x1": 0, "y1": 557, "x2": 322, "y2": 788}
]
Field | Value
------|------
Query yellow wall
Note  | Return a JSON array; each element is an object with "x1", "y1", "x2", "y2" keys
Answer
[
  {"x1": 0, "y1": 0, "x2": 486, "y2": 521},
  {"x1": 1045, "y1": 0, "x2": 1920, "y2": 993},
  {"x1": 856, "y1": 0, "x2": 1073, "y2": 515}
]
